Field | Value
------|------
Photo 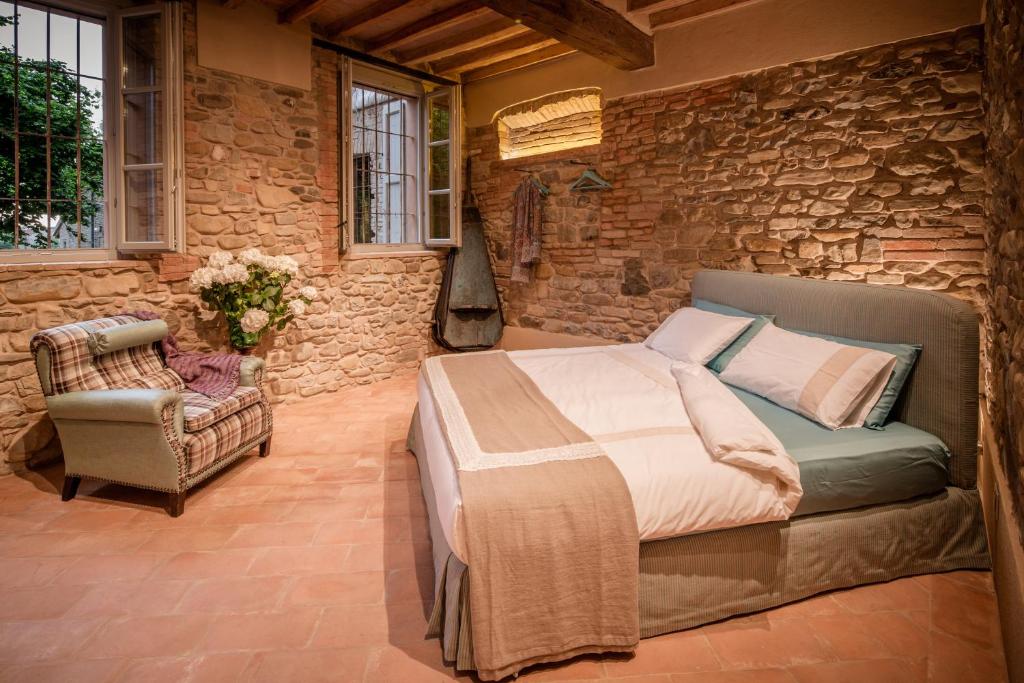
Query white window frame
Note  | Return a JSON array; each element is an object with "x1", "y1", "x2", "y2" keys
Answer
[
  {"x1": 114, "y1": 0, "x2": 184, "y2": 253},
  {"x1": 0, "y1": 0, "x2": 183, "y2": 264},
  {"x1": 340, "y1": 58, "x2": 461, "y2": 256}
]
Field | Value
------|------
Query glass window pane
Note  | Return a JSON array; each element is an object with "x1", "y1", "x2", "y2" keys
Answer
[
  {"x1": 48, "y1": 67, "x2": 80, "y2": 137},
  {"x1": 122, "y1": 13, "x2": 160, "y2": 88},
  {"x1": 80, "y1": 76, "x2": 102, "y2": 137},
  {"x1": 0, "y1": 130, "x2": 12, "y2": 197},
  {"x1": 80, "y1": 199, "x2": 101, "y2": 247},
  {"x1": 0, "y1": 62, "x2": 10, "y2": 131},
  {"x1": 15, "y1": 3, "x2": 46, "y2": 62},
  {"x1": 124, "y1": 91, "x2": 162, "y2": 164},
  {"x1": 49, "y1": 134, "x2": 76, "y2": 199},
  {"x1": 49, "y1": 200, "x2": 77, "y2": 246},
  {"x1": 124, "y1": 168, "x2": 164, "y2": 242},
  {"x1": 79, "y1": 17, "x2": 101, "y2": 79},
  {"x1": 0, "y1": 198, "x2": 13, "y2": 247},
  {"x1": 49, "y1": 11, "x2": 77, "y2": 73},
  {"x1": 429, "y1": 93, "x2": 449, "y2": 142},
  {"x1": 0, "y1": 2, "x2": 13, "y2": 54},
  {"x1": 17, "y1": 133, "x2": 45, "y2": 198},
  {"x1": 16, "y1": 64, "x2": 46, "y2": 133},
  {"x1": 79, "y1": 135, "x2": 102, "y2": 197},
  {"x1": 429, "y1": 144, "x2": 448, "y2": 191},
  {"x1": 429, "y1": 193, "x2": 449, "y2": 241},
  {"x1": 18, "y1": 197, "x2": 48, "y2": 247}
]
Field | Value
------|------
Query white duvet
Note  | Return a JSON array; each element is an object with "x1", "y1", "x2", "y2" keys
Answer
[{"x1": 416, "y1": 343, "x2": 802, "y2": 563}]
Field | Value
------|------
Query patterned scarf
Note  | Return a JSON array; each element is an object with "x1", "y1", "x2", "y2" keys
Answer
[
  {"x1": 511, "y1": 177, "x2": 544, "y2": 284},
  {"x1": 127, "y1": 311, "x2": 243, "y2": 400}
]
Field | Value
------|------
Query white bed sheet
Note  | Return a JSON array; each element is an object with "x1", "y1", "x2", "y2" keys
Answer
[{"x1": 417, "y1": 343, "x2": 797, "y2": 563}]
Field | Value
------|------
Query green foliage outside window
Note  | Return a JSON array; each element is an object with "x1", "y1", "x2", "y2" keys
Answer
[{"x1": 0, "y1": 14, "x2": 105, "y2": 249}]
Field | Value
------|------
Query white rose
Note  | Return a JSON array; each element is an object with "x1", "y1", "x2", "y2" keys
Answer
[
  {"x1": 189, "y1": 266, "x2": 216, "y2": 291},
  {"x1": 299, "y1": 286, "x2": 317, "y2": 300},
  {"x1": 240, "y1": 308, "x2": 270, "y2": 334},
  {"x1": 238, "y1": 248, "x2": 262, "y2": 266},
  {"x1": 207, "y1": 251, "x2": 233, "y2": 268},
  {"x1": 220, "y1": 263, "x2": 250, "y2": 284},
  {"x1": 287, "y1": 299, "x2": 306, "y2": 316}
]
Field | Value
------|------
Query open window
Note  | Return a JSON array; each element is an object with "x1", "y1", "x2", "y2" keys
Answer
[
  {"x1": 340, "y1": 59, "x2": 461, "y2": 254},
  {"x1": 0, "y1": 0, "x2": 183, "y2": 263},
  {"x1": 116, "y1": 1, "x2": 184, "y2": 252}
]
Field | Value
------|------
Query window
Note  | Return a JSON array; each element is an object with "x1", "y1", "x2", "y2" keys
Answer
[
  {"x1": 495, "y1": 88, "x2": 601, "y2": 160},
  {"x1": 0, "y1": 0, "x2": 182, "y2": 263},
  {"x1": 340, "y1": 61, "x2": 460, "y2": 254}
]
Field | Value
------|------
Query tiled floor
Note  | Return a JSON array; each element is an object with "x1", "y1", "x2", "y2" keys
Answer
[{"x1": 0, "y1": 375, "x2": 1009, "y2": 682}]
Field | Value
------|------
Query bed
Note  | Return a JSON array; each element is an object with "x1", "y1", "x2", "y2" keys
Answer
[{"x1": 407, "y1": 270, "x2": 990, "y2": 677}]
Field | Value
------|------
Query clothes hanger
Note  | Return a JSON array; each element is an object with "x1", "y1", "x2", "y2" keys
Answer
[
  {"x1": 513, "y1": 168, "x2": 551, "y2": 196},
  {"x1": 567, "y1": 161, "x2": 611, "y2": 192}
]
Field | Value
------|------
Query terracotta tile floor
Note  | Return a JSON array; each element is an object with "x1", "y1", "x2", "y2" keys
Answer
[{"x1": 0, "y1": 375, "x2": 1009, "y2": 682}]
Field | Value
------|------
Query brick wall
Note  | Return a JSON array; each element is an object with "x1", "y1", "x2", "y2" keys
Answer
[
  {"x1": 984, "y1": 0, "x2": 1024, "y2": 543},
  {"x1": 0, "y1": 1, "x2": 443, "y2": 473},
  {"x1": 470, "y1": 27, "x2": 985, "y2": 341}
]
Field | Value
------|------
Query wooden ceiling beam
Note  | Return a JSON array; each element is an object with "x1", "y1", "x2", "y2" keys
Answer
[
  {"x1": 278, "y1": 0, "x2": 330, "y2": 25},
  {"x1": 478, "y1": 0, "x2": 653, "y2": 70},
  {"x1": 626, "y1": 0, "x2": 684, "y2": 13},
  {"x1": 461, "y1": 43, "x2": 577, "y2": 82},
  {"x1": 394, "y1": 18, "x2": 529, "y2": 65},
  {"x1": 432, "y1": 32, "x2": 558, "y2": 74},
  {"x1": 649, "y1": 0, "x2": 759, "y2": 29},
  {"x1": 325, "y1": 0, "x2": 412, "y2": 40},
  {"x1": 365, "y1": 1, "x2": 488, "y2": 52}
]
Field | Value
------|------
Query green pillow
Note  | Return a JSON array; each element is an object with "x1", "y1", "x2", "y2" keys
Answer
[
  {"x1": 791, "y1": 329, "x2": 921, "y2": 430},
  {"x1": 693, "y1": 300, "x2": 774, "y2": 374}
]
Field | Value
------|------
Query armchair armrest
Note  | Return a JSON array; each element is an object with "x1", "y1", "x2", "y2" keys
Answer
[
  {"x1": 47, "y1": 389, "x2": 184, "y2": 441},
  {"x1": 239, "y1": 357, "x2": 266, "y2": 388}
]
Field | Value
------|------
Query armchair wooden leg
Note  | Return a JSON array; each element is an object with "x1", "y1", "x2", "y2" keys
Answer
[
  {"x1": 61, "y1": 476, "x2": 81, "y2": 502},
  {"x1": 259, "y1": 436, "x2": 272, "y2": 458},
  {"x1": 168, "y1": 491, "x2": 186, "y2": 517}
]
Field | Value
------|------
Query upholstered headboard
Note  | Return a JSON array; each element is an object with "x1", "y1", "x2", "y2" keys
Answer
[{"x1": 692, "y1": 270, "x2": 980, "y2": 489}]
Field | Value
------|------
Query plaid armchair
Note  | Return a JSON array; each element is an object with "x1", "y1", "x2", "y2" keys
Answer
[{"x1": 31, "y1": 315, "x2": 273, "y2": 516}]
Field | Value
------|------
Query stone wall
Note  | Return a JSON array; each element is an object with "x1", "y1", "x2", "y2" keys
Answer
[
  {"x1": 984, "y1": 0, "x2": 1024, "y2": 543},
  {"x1": 0, "y1": 1, "x2": 443, "y2": 474},
  {"x1": 470, "y1": 27, "x2": 985, "y2": 341}
]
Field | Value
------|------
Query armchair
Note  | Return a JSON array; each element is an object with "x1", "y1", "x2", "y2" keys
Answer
[{"x1": 31, "y1": 315, "x2": 273, "y2": 516}]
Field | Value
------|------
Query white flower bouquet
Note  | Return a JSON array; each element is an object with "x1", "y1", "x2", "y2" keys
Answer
[{"x1": 189, "y1": 248, "x2": 317, "y2": 351}]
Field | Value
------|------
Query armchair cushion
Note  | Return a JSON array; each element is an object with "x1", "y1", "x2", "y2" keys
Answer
[
  {"x1": 182, "y1": 386, "x2": 262, "y2": 432},
  {"x1": 184, "y1": 401, "x2": 270, "y2": 475},
  {"x1": 31, "y1": 316, "x2": 184, "y2": 395}
]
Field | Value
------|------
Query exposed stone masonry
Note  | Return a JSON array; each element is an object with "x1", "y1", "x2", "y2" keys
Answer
[
  {"x1": 470, "y1": 27, "x2": 985, "y2": 341},
  {"x1": 984, "y1": 0, "x2": 1024, "y2": 543},
  {"x1": 0, "y1": 1, "x2": 443, "y2": 473}
]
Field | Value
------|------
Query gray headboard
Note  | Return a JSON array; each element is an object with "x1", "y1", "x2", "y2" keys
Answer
[{"x1": 692, "y1": 270, "x2": 980, "y2": 489}]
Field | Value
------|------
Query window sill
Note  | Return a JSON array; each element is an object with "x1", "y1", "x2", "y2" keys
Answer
[
  {"x1": 344, "y1": 248, "x2": 448, "y2": 260},
  {"x1": 0, "y1": 258, "x2": 149, "y2": 271}
]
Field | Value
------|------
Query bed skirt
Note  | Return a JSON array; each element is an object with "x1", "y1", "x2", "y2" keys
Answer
[{"x1": 407, "y1": 407, "x2": 991, "y2": 675}]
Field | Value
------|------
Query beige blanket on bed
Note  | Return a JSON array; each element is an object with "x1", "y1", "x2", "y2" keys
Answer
[{"x1": 422, "y1": 351, "x2": 639, "y2": 681}]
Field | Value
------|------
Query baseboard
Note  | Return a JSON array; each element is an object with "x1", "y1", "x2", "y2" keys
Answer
[{"x1": 979, "y1": 407, "x2": 1024, "y2": 682}]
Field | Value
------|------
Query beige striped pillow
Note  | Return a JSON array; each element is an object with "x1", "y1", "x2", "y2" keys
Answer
[{"x1": 719, "y1": 322, "x2": 897, "y2": 429}]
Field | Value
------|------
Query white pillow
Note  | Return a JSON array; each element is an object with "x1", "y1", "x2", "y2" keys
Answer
[
  {"x1": 719, "y1": 322, "x2": 897, "y2": 430},
  {"x1": 644, "y1": 307, "x2": 753, "y2": 364}
]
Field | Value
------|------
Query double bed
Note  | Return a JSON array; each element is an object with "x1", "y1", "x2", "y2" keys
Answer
[{"x1": 407, "y1": 270, "x2": 990, "y2": 678}]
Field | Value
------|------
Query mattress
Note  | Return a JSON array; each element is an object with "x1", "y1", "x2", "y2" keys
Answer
[
  {"x1": 417, "y1": 343, "x2": 950, "y2": 562},
  {"x1": 728, "y1": 385, "x2": 950, "y2": 516}
]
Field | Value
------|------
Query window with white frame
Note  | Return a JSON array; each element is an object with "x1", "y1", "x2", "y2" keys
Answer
[
  {"x1": 0, "y1": 0, "x2": 183, "y2": 262},
  {"x1": 341, "y1": 61, "x2": 460, "y2": 253}
]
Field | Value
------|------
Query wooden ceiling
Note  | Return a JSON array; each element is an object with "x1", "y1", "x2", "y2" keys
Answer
[{"x1": 244, "y1": 0, "x2": 760, "y2": 83}]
